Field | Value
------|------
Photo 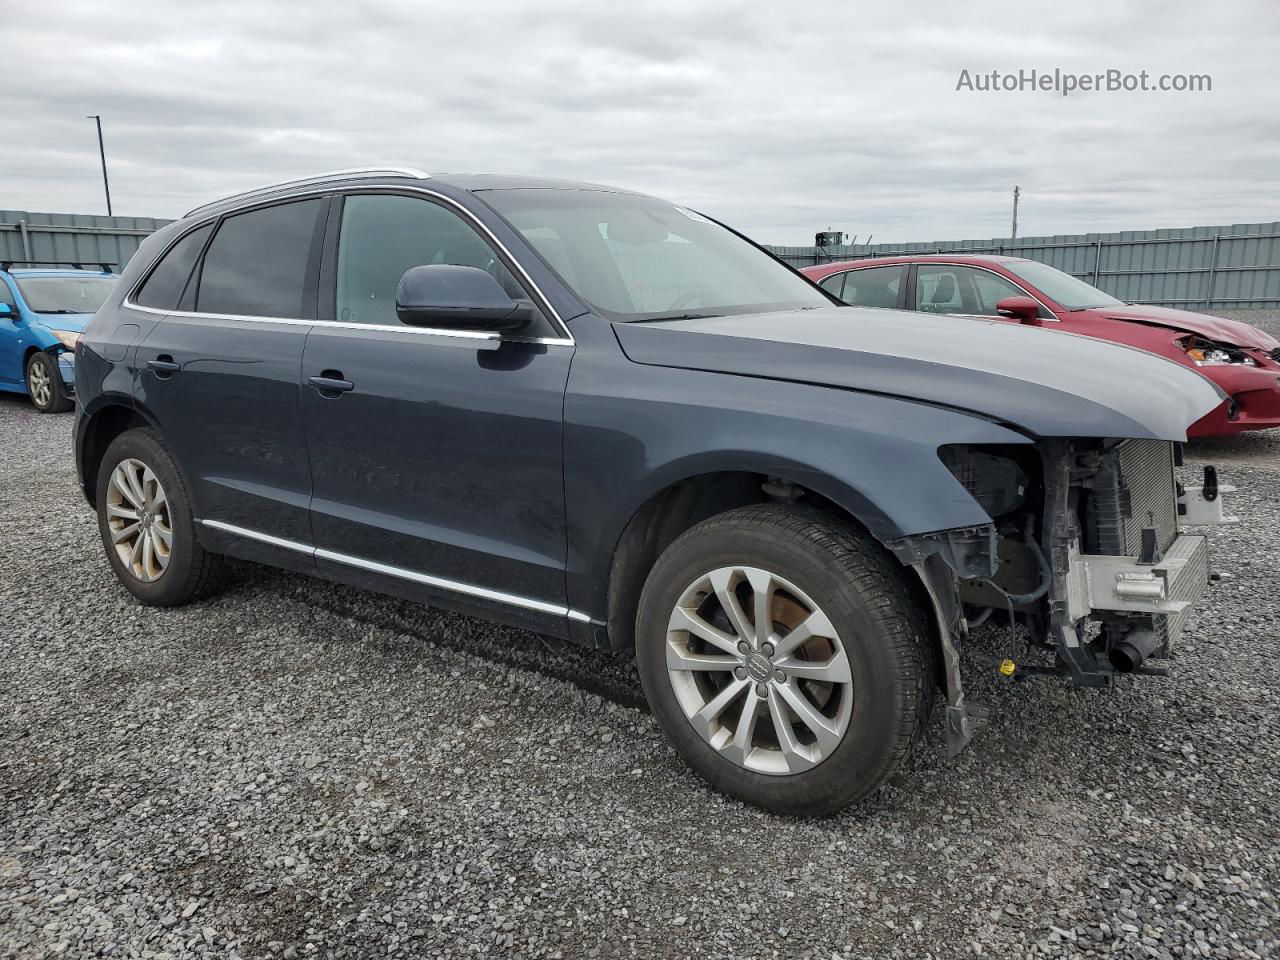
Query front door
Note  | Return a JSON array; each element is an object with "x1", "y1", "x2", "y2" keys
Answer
[
  {"x1": 0, "y1": 278, "x2": 25, "y2": 387},
  {"x1": 134, "y1": 197, "x2": 326, "y2": 561},
  {"x1": 911, "y1": 263, "x2": 1037, "y2": 321},
  {"x1": 300, "y1": 192, "x2": 574, "y2": 632}
]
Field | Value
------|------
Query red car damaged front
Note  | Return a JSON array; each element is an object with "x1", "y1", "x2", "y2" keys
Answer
[
  {"x1": 801, "y1": 254, "x2": 1280, "y2": 436},
  {"x1": 1082, "y1": 303, "x2": 1280, "y2": 434}
]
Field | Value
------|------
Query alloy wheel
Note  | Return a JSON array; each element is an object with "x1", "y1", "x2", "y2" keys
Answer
[
  {"x1": 105, "y1": 458, "x2": 173, "y2": 582},
  {"x1": 27, "y1": 359, "x2": 52, "y2": 409},
  {"x1": 665, "y1": 565, "x2": 853, "y2": 775}
]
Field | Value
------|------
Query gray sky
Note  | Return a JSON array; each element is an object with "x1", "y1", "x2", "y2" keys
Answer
[{"x1": 4, "y1": 0, "x2": 1278, "y2": 244}]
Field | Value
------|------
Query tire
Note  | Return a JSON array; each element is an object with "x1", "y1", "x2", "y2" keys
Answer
[
  {"x1": 635, "y1": 504, "x2": 934, "y2": 816},
  {"x1": 95, "y1": 427, "x2": 230, "y2": 606},
  {"x1": 26, "y1": 351, "x2": 73, "y2": 413}
]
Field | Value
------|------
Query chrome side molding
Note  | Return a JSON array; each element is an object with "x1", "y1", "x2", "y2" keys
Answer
[{"x1": 197, "y1": 518, "x2": 592, "y2": 623}]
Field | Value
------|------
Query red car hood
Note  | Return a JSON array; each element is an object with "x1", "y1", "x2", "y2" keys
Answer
[{"x1": 1095, "y1": 304, "x2": 1279, "y2": 351}]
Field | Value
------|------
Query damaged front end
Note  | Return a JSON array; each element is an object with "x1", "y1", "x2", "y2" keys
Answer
[{"x1": 889, "y1": 438, "x2": 1234, "y2": 756}]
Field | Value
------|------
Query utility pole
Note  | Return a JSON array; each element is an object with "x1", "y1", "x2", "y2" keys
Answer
[
  {"x1": 1011, "y1": 185, "x2": 1020, "y2": 241},
  {"x1": 87, "y1": 114, "x2": 113, "y2": 216}
]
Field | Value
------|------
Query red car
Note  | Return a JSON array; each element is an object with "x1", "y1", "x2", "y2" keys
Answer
[{"x1": 801, "y1": 254, "x2": 1280, "y2": 436}]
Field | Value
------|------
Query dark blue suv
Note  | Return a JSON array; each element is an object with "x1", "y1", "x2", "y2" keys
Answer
[{"x1": 75, "y1": 168, "x2": 1229, "y2": 813}]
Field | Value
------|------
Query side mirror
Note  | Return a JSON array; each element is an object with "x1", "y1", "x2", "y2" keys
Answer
[
  {"x1": 0, "y1": 303, "x2": 15, "y2": 321},
  {"x1": 996, "y1": 295, "x2": 1042, "y2": 325},
  {"x1": 395, "y1": 264, "x2": 532, "y2": 332}
]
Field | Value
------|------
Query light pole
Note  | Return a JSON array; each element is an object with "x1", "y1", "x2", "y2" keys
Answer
[
  {"x1": 87, "y1": 114, "x2": 113, "y2": 216},
  {"x1": 1011, "y1": 185, "x2": 1020, "y2": 241}
]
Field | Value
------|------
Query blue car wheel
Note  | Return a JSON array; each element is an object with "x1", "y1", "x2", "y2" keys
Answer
[{"x1": 25, "y1": 351, "x2": 73, "y2": 413}]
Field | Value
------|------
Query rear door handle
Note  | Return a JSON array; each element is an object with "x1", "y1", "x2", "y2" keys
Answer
[
  {"x1": 147, "y1": 356, "x2": 180, "y2": 376},
  {"x1": 308, "y1": 372, "x2": 354, "y2": 396}
]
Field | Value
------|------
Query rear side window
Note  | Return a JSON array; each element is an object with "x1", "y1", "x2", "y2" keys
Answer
[
  {"x1": 134, "y1": 224, "x2": 212, "y2": 310},
  {"x1": 196, "y1": 199, "x2": 323, "y2": 318},
  {"x1": 839, "y1": 265, "x2": 905, "y2": 309},
  {"x1": 818, "y1": 273, "x2": 847, "y2": 297}
]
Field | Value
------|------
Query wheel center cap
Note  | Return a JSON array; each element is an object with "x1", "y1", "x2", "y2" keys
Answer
[{"x1": 745, "y1": 653, "x2": 773, "y2": 683}]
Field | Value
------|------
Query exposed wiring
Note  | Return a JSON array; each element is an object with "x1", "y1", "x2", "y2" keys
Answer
[
  {"x1": 974, "y1": 516, "x2": 1053, "y2": 632},
  {"x1": 967, "y1": 606, "x2": 995, "y2": 628}
]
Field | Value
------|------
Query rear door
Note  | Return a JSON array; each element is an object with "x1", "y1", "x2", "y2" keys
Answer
[
  {"x1": 133, "y1": 197, "x2": 326, "y2": 568},
  {"x1": 300, "y1": 191, "x2": 575, "y2": 633}
]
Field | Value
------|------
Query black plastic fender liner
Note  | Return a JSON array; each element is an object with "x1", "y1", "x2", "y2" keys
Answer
[
  {"x1": 910, "y1": 553, "x2": 988, "y2": 756},
  {"x1": 888, "y1": 525, "x2": 999, "y2": 581}
]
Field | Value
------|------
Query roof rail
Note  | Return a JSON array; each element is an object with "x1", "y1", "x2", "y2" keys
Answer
[
  {"x1": 1, "y1": 259, "x2": 116, "y2": 273},
  {"x1": 184, "y1": 167, "x2": 431, "y2": 218}
]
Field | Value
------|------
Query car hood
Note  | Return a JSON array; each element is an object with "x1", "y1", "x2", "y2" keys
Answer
[
  {"x1": 613, "y1": 306, "x2": 1226, "y2": 441},
  {"x1": 33, "y1": 312, "x2": 94, "y2": 333},
  {"x1": 1093, "y1": 304, "x2": 1279, "y2": 351}
]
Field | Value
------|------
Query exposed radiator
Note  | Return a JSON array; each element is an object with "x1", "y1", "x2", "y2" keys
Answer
[
  {"x1": 1158, "y1": 533, "x2": 1210, "y2": 650},
  {"x1": 1088, "y1": 440, "x2": 1179, "y2": 557}
]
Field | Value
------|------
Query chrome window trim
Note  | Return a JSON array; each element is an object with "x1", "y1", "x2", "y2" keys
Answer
[
  {"x1": 128, "y1": 184, "x2": 575, "y2": 344},
  {"x1": 184, "y1": 167, "x2": 431, "y2": 218},
  {"x1": 198, "y1": 518, "x2": 591, "y2": 622},
  {"x1": 124, "y1": 301, "x2": 570, "y2": 346},
  {"x1": 833, "y1": 261, "x2": 1060, "y2": 321}
]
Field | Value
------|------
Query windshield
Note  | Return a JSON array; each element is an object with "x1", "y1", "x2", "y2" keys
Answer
[
  {"x1": 16, "y1": 275, "x2": 117, "y2": 314},
  {"x1": 1004, "y1": 261, "x2": 1123, "y2": 310},
  {"x1": 480, "y1": 189, "x2": 830, "y2": 320}
]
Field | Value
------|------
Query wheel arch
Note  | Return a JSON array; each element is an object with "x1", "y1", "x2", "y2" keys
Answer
[
  {"x1": 77, "y1": 398, "x2": 160, "y2": 508},
  {"x1": 601, "y1": 457, "x2": 939, "y2": 654},
  {"x1": 21, "y1": 342, "x2": 59, "y2": 374}
]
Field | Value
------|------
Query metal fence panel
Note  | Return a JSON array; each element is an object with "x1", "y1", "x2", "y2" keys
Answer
[
  {"x1": 3, "y1": 209, "x2": 1278, "y2": 308},
  {"x1": 767, "y1": 220, "x2": 1280, "y2": 308},
  {"x1": 0, "y1": 210, "x2": 172, "y2": 273}
]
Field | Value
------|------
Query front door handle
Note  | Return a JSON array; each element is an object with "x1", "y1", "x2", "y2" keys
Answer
[
  {"x1": 308, "y1": 372, "x2": 354, "y2": 397},
  {"x1": 147, "y1": 356, "x2": 180, "y2": 377}
]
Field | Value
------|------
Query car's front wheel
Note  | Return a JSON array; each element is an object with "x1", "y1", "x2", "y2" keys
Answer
[
  {"x1": 635, "y1": 504, "x2": 934, "y2": 816},
  {"x1": 25, "y1": 352, "x2": 73, "y2": 413},
  {"x1": 95, "y1": 428, "x2": 229, "y2": 606}
]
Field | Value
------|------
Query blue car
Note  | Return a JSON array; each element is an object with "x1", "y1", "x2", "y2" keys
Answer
[{"x1": 0, "y1": 262, "x2": 118, "y2": 412}]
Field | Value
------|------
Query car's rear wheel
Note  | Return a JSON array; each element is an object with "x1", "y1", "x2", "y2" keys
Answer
[
  {"x1": 95, "y1": 428, "x2": 229, "y2": 606},
  {"x1": 26, "y1": 352, "x2": 73, "y2": 413},
  {"x1": 635, "y1": 504, "x2": 934, "y2": 816}
]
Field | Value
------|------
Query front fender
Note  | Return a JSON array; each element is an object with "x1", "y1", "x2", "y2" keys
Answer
[{"x1": 563, "y1": 319, "x2": 1032, "y2": 619}]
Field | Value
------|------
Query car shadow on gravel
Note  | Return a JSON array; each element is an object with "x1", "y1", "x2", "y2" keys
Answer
[{"x1": 201, "y1": 556, "x2": 1172, "y2": 823}]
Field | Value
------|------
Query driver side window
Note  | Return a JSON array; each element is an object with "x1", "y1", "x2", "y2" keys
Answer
[
  {"x1": 969, "y1": 269, "x2": 1030, "y2": 316},
  {"x1": 335, "y1": 194, "x2": 535, "y2": 328},
  {"x1": 915, "y1": 264, "x2": 1029, "y2": 317},
  {"x1": 915, "y1": 266, "x2": 966, "y2": 313}
]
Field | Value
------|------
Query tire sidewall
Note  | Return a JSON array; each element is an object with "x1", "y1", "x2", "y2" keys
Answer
[
  {"x1": 636, "y1": 514, "x2": 915, "y2": 815},
  {"x1": 26, "y1": 352, "x2": 68, "y2": 413},
  {"x1": 95, "y1": 429, "x2": 202, "y2": 605}
]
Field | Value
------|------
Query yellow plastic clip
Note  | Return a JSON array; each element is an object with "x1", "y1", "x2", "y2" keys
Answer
[{"x1": 999, "y1": 658, "x2": 1017, "y2": 677}]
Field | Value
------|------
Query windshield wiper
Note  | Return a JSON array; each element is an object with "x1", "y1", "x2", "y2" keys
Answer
[
  {"x1": 37, "y1": 309, "x2": 80, "y2": 314},
  {"x1": 630, "y1": 312, "x2": 722, "y2": 323}
]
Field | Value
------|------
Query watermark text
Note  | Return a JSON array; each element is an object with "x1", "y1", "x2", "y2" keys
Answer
[{"x1": 955, "y1": 68, "x2": 1211, "y2": 96}]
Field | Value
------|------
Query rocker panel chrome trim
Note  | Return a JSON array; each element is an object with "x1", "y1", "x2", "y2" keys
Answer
[{"x1": 197, "y1": 518, "x2": 586, "y2": 620}]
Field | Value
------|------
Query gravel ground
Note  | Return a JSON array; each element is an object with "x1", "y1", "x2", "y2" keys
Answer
[{"x1": 3, "y1": 321, "x2": 1279, "y2": 959}]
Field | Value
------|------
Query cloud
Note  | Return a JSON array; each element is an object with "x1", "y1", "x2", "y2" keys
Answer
[{"x1": 4, "y1": 0, "x2": 1277, "y2": 244}]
